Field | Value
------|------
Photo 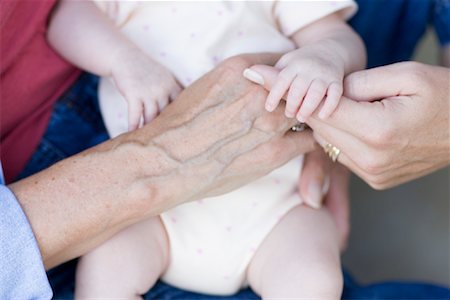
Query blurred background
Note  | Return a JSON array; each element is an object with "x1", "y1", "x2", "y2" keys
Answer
[{"x1": 342, "y1": 28, "x2": 450, "y2": 286}]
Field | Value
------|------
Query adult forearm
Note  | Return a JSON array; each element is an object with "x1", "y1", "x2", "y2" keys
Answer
[{"x1": 9, "y1": 54, "x2": 316, "y2": 269}]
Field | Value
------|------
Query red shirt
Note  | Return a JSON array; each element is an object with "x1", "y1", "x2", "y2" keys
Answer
[{"x1": 0, "y1": 0, "x2": 80, "y2": 183}]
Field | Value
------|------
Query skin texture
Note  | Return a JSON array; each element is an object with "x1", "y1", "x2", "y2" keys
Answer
[
  {"x1": 247, "y1": 61, "x2": 450, "y2": 189},
  {"x1": 8, "y1": 54, "x2": 318, "y2": 270},
  {"x1": 48, "y1": 0, "x2": 352, "y2": 251}
]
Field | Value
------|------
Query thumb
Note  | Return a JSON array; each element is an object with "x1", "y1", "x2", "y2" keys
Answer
[
  {"x1": 243, "y1": 65, "x2": 280, "y2": 93},
  {"x1": 344, "y1": 62, "x2": 417, "y2": 102}
]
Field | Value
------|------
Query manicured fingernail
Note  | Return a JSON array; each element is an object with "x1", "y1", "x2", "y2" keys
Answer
[
  {"x1": 297, "y1": 115, "x2": 305, "y2": 123},
  {"x1": 307, "y1": 181, "x2": 323, "y2": 209},
  {"x1": 243, "y1": 68, "x2": 264, "y2": 85}
]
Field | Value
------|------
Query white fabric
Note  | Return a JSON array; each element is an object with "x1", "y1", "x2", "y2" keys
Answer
[{"x1": 96, "y1": 0, "x2": 356, "y2": 295}]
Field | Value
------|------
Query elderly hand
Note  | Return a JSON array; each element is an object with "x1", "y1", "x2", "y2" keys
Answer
[
  {"x1": 245, "y1": 62, "x2": 450, "y2": 189},
  {"x1": 10, "y1": 54, "x2": 316, "y2": 268}
]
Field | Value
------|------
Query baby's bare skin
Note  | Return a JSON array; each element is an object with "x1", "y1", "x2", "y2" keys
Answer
[{"x1": 9, "y1": 54, "x2": 317, "y2": 270}]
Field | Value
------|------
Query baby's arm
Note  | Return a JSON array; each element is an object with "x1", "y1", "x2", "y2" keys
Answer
[
  {"x1": 267, "y1": 13, "x2": 366, "y2": 121},
  {"x1": 48, "y1": 0, "x2": 181, "y2": 130}
]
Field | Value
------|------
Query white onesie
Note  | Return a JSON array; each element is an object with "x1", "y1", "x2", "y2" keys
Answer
[{"x1": 96, "y1": 1, "x2": 356, "y2": 295}]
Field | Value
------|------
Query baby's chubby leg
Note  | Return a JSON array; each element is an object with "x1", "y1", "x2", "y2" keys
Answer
[
  {"x1": 247, "y1": 205, "x2": 342, "y2": 299},
  {"x1": 75, "y1": 217, "x2": 169, "y2": 299}
]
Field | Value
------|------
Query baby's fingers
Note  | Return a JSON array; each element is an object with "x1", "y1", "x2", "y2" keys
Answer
[
  {"x1": 169, "y1": 83, "x2": 182, "y2": 102},
  {"x1": 285, "y1": 76, "x2": 310, "y2": 118},
  {"x1": 265, "y1": 69, "x2": 295, "y2": 112},
  {"x1": 319, "y1": 82, "x2": 343, "y2": 119},
  {"x1": 144, "y1": 101, "x2": 159, "y2": 124},
  {"x1": 297, "y1": 79, "x2": 327, "y2": 122},
  {"x1": 128, "y1": 101, "x2": 143, "y2": 131}
]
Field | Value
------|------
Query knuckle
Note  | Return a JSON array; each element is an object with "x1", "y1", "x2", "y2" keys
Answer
[
  {"x1": 218, "y1": 55, "x2": 252, "y2": 74},
  {"x1": 402, "y1": 62, "x2": 427, "y2": 83},
  {"x1": 278, "y1": 68, "x2": 294, "y2": 82},
  {"x1": 359, "y1": 153, "x2": 387, "y2": 176},
  {"x1": 366, "y1": 122, "x2": 396, "y2": 148}
]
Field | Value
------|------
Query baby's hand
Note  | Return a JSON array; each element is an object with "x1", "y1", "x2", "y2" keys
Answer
[
  {"x1": 111, "y1": 48, "x2": 182, "y2": 131},
  {"x1": 265, "y1": 46, "x2": 345, "y2": 122}
]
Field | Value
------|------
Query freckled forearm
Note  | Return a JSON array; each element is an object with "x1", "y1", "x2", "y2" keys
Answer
[
  {"x1": 6, "y1": 64, "x2": 258, "y2": 268},
  {"x1": 8, "y1": 54, "x2": 309, "y2": 270}
]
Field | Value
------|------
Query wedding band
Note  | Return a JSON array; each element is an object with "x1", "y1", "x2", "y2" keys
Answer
[
  {"x1": 291, "y1": 123, "x2": 307, "y2": 132},
  {"x1": 324, "y1": 143, "x2": 341, "y2": 162}
]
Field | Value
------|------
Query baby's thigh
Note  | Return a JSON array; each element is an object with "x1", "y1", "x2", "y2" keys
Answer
[
  {"x1": 247, "y1": 205, "x2": 342, "y2": 297},
  {"x1": 76, "y1": 217, "x2": 169, "y2": 296}
]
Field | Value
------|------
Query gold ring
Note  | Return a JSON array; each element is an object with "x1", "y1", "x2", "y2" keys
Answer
[{"x1": 324, "y1": 143, "x2": 341, "y2": 162}]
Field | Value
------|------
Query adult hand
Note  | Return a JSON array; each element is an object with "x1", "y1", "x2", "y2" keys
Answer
[
  {"x1": 245, "y1": 62, "x2": 450, "y2": 189},
  {"x1": 300, "y1": 150, "x2": 350, "y2": 251},
  {"x1": 9, "y1": 54, "x2": 316, "y2": 268}
]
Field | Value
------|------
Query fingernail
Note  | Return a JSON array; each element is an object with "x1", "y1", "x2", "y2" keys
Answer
[
  {"x1": 243, "y1": 68, "x2": 264, "y2": 85},
  {"x1": 307, "y1": 181, "x2": 323, "y2": 209},
  {"x1": 297, "y1": 115, "x2": 305, "y2": 123}
]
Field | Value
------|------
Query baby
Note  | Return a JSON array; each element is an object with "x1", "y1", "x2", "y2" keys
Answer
[{"x1": 48, "y1": 1, "x2": 366, "y2": 299}]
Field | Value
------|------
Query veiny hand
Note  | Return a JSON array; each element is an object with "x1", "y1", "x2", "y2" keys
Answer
[
  {"x1": 112, "y1": 47, "x2": 182, "y2": 130},
  {"x1": 300, "y1": 149, "x2": 350, "y2": 251},
  {"x1": 262, "y1": 44, "x2": 345, "y2": 122},
  {"x1": 10, "y1": 53, "x2": 318, "y2": 268}
]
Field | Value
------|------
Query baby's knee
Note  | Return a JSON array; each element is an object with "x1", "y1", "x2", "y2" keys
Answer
[{"x1": 301, "y1": 266, "x2": 343, "y2": 299}]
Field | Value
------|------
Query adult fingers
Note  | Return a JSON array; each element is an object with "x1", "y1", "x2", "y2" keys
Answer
[
  {"x1": 312, "y1": 131, "x2": 379, "y2": 184},
  {"x1": 279, "y1": 129, "x2": 317, "y2": 160},
  {"x1": 344, "y1": 62, "x2": 417, "y2": 102},
  {"x1": 299, "y1": 149, "x2": 331, "y2": 209},
  {"x1": 244, "y1": 66, "x2": 382, "y2": 137},
  {"x1": 244, "y1": 65, "x2": 280, "y2": 93},
  {"x1": 308, "y1": 97, "x2": 384, "y2": 140}
]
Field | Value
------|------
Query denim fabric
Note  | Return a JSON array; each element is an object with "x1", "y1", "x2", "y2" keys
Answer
[
  {"x1": 47, "y1": 262, "x2": 449, "y2": 300},
  {"x1": 350, "y1": 0, "x2": 432, "y2": 68},
  {"x1": 17, "y1": 73, "x2": 109, "y2": 180},
  {"x1": 433, "y1": 0, "x2": 450, "y2": 46},
  {"x1": 351, "y1": 0, "x2": 450, "y2": 68}
]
